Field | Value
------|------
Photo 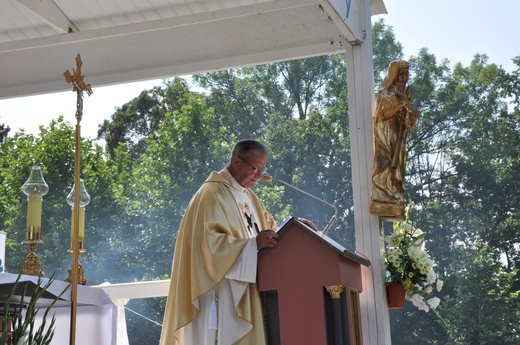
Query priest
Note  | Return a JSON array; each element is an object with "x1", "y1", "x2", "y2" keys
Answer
[{"x1": 160, "y1": 139, "x2": 278, "y2": 345}]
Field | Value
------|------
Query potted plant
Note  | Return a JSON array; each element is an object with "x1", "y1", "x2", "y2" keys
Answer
[{"x1": 383, "y1": 207, "x2": 443, "y2": 311}]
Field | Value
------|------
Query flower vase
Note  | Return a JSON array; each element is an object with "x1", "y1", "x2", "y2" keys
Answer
[{"x1": 385, "y1": 282, "x2": 405, "y2": 309}]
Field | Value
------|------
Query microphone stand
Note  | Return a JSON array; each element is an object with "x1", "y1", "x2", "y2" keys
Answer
[{"x1": 263, "y1": 176, "x2": 338, "y2": 236}]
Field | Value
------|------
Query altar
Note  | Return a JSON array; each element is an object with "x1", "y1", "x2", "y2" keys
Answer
[{"x1": 0, "y1": 273, "x2": 118, "y2": 345}]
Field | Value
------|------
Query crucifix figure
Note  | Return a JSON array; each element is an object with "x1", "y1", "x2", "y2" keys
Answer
[{"x1": 64, "y1": 54, "x2": 93, "y2": 123}]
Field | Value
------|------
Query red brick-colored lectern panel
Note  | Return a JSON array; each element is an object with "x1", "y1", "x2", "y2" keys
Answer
[
  {"x1": 258, "y1": 222, "x2": 363, "y2": 291},
  {"x1": 258, "y1": 222, "x2": 363, "y2": 344}
]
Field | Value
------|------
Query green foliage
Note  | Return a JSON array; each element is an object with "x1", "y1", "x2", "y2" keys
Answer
[
  {"x1": 0, "y1": 124, "x2": 10, "y2": 144},
  {"x1": 372, "y1": 19, "x2": 404, "y2": 84},
  {"x1": 386, "y1": 27, "x2": 520, "y2": 344},
  {"x1": 97, "y1": 78, "x2": 192, "y2": 160},
  {"x1": 442, "y1": 244, "x2": 520, "y2": 344},
  {"x1": 0, "y1": 116, "x2": 120, "y2": 280}
]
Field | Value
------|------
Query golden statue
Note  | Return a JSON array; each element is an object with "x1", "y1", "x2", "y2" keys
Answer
[{"x1": 370, "y1": 60, "x2": 420, "y2": 220}]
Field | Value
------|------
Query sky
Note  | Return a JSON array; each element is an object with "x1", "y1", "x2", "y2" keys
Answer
[{"x1": 1, "y1": 0, "x2": 519, "y2": 140}]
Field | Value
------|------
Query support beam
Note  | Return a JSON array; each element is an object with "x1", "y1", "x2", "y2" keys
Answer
[
  {"x1": 318, "y1": 0, "x2": 364, "y2": 43},
  {"x1": 318, "y1": 0, "x2": 387, "y2": 44},
  {"x1": 15, "y1": 0, "x2": 78, "y2": 34},
  {"x1": 345, "y1": 0, "x2": 391, "y2": 343}
]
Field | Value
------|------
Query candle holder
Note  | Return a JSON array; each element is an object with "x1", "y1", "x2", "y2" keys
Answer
[
  {"x1": 21, "y1": 166, "x2": 49, "y2": 276},
  {"x1": 65, "y1": 179, "x2": 90, "y2": 285}
]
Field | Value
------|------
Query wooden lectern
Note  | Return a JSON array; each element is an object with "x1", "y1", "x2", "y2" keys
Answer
[{"x1": 258, "y1": 217, "x2": 370, "y2": 345}]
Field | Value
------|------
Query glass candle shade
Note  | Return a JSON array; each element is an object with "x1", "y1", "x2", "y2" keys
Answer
[
  {"x1": 67, "y1": 179, "x2": 90, "y2": 251},
  {"x1": 22, "y1": 166, "x2": 49, "y2": 240}
]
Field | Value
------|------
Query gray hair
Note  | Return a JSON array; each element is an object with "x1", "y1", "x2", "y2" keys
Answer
[{"x1": 230, "y1": 139, "x2": 268, "y2": 161}]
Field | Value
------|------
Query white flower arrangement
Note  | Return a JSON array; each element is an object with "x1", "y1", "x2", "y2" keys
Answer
[{"x1": 384, "y1": 207, "x2": 443, "y2": 312}]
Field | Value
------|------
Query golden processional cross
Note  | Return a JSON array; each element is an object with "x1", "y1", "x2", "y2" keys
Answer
[
  {"x1": 64, "y1": 54, "x2": 93, "y2": 122},
  {"x1": 64, "y1": 53, "x2": 92, "y2": 345}
]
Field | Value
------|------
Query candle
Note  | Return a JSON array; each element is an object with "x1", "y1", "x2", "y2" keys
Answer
[
  {"x1": 71, "y1": 207, "x2": 86, "y2": 249},
  {"x1": 26, "y1": 194, "x2": 42, "y2": 237},
  {"x1": 22, "y1": 166, "x2": 49, "y2": 241},
  {"x1": 79, "y1": 207, "x2": 85, "y2": 239},
  {"x1": 67, "y1": 179, "x2": 90, "y2": 250}
]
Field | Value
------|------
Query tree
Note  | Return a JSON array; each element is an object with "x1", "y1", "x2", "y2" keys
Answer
[
  {"x1": 0, "y1": 120, "x2": 10, "y2": 143},
  {"x1": 372, "y1": 19, "x2": 405, "y2": 84},
  {"x1": 97, "y1": 78, "x2": 193, "y2": 160},
  {"x1": 0, "y1": 117, "x2": 119, "y2": 281},
  {"x1": 442, "y1": 244, "x2": 520, "y2": 344},
  {"x1": 386, "y1": 48, "x2": 520, "y2": 344}
]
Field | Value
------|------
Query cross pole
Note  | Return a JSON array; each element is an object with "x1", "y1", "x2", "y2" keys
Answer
[{"x1": 64, "y1": 53, "x2": 92, "y2": 345}]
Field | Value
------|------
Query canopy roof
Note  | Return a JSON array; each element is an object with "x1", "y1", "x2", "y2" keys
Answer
[{"x1": 0, "y1": 0, "x2": 385, "y2": 100}]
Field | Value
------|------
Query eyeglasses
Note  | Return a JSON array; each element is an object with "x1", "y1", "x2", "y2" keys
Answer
[{"x1": 237, "y1": 155, "x2": 266, "y2": 174}]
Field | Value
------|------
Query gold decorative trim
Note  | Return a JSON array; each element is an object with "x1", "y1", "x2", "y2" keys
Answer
[
  {"x1": 21, "y1": 240, "x2": 44, "y2": 277},
  {"x1": 349, "y1": 288, "x2": 363, "y2": 345},
  {"x1": 325, "y1": 285, "x2": 345, "y2": 299}
]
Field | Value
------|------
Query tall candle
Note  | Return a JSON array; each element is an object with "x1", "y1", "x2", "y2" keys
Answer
[
  {"x1": 22, "y1": 166, "x2": 49, "y2": 241},
  {"x1": 71, "y1": 207, "x2": 86, "y2": 249},
  {"x1": 27, "y1": 194, "x2": 43, "y2": 233}
]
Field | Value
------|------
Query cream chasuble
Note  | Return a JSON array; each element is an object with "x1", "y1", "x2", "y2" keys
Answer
[{"x1": 160, "y1": 169, "x2": 277, "y2": 345}]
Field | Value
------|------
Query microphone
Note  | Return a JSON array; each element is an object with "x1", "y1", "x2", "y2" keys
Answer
[{"x1": 262, "y1": 175, "x2": 338, "y2": 236}]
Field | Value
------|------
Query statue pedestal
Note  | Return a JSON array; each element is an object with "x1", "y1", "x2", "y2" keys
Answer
[{"x1": 369, "y1": 201, "x2": 405, "y2": 221}]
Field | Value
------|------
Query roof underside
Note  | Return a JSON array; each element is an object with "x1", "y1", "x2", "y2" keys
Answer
[{"x1": 0, "y1": 0, "x2": 386, "y2": 100}]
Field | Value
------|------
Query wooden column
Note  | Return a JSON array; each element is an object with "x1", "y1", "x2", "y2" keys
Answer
[{"x1": 344, "y1": 0, "x2": 391, "y2": 343}]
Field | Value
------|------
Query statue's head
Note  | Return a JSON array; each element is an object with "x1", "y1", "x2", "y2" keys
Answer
[{"x1": 381, "y1": 60, "x2": 410, "y2": 90}]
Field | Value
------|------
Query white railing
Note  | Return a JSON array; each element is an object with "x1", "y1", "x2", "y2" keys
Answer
[
  {"x1": 95, "y1": 279, "x2": 170, "y2": 299},
  {"x1": 94, "y1": 279, "x2": 171, "y2": 345}
]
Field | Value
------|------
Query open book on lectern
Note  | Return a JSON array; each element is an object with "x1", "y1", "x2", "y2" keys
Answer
[{"x1": 259, "y1": 216, "x2": 370, "y2": 267}]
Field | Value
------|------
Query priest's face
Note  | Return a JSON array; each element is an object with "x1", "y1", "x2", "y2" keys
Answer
[{"x1": 232, "y1": 150, "x2": 267, "y2": 188}]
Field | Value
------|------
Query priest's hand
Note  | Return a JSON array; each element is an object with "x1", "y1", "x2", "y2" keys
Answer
[
  {"x1": 298, "y1": 218, "x2": 320, "y2": 232},
  {"x1": 257, "y1": 230, "x2": 278, "y2": 250}
]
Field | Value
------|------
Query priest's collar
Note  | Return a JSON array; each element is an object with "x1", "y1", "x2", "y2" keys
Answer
[{"x1": 223, "y1": 168, "x2": 247, "y2": 193}]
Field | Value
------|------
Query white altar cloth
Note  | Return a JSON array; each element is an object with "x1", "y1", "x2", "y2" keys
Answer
[{"x1": 0, "y1": 273, "x2": 117, "y2": 345}]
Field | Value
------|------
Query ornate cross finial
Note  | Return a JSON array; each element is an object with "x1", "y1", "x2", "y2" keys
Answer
[{"x1": 64, "y1": 54, "x2": 93, "y2": 122}]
